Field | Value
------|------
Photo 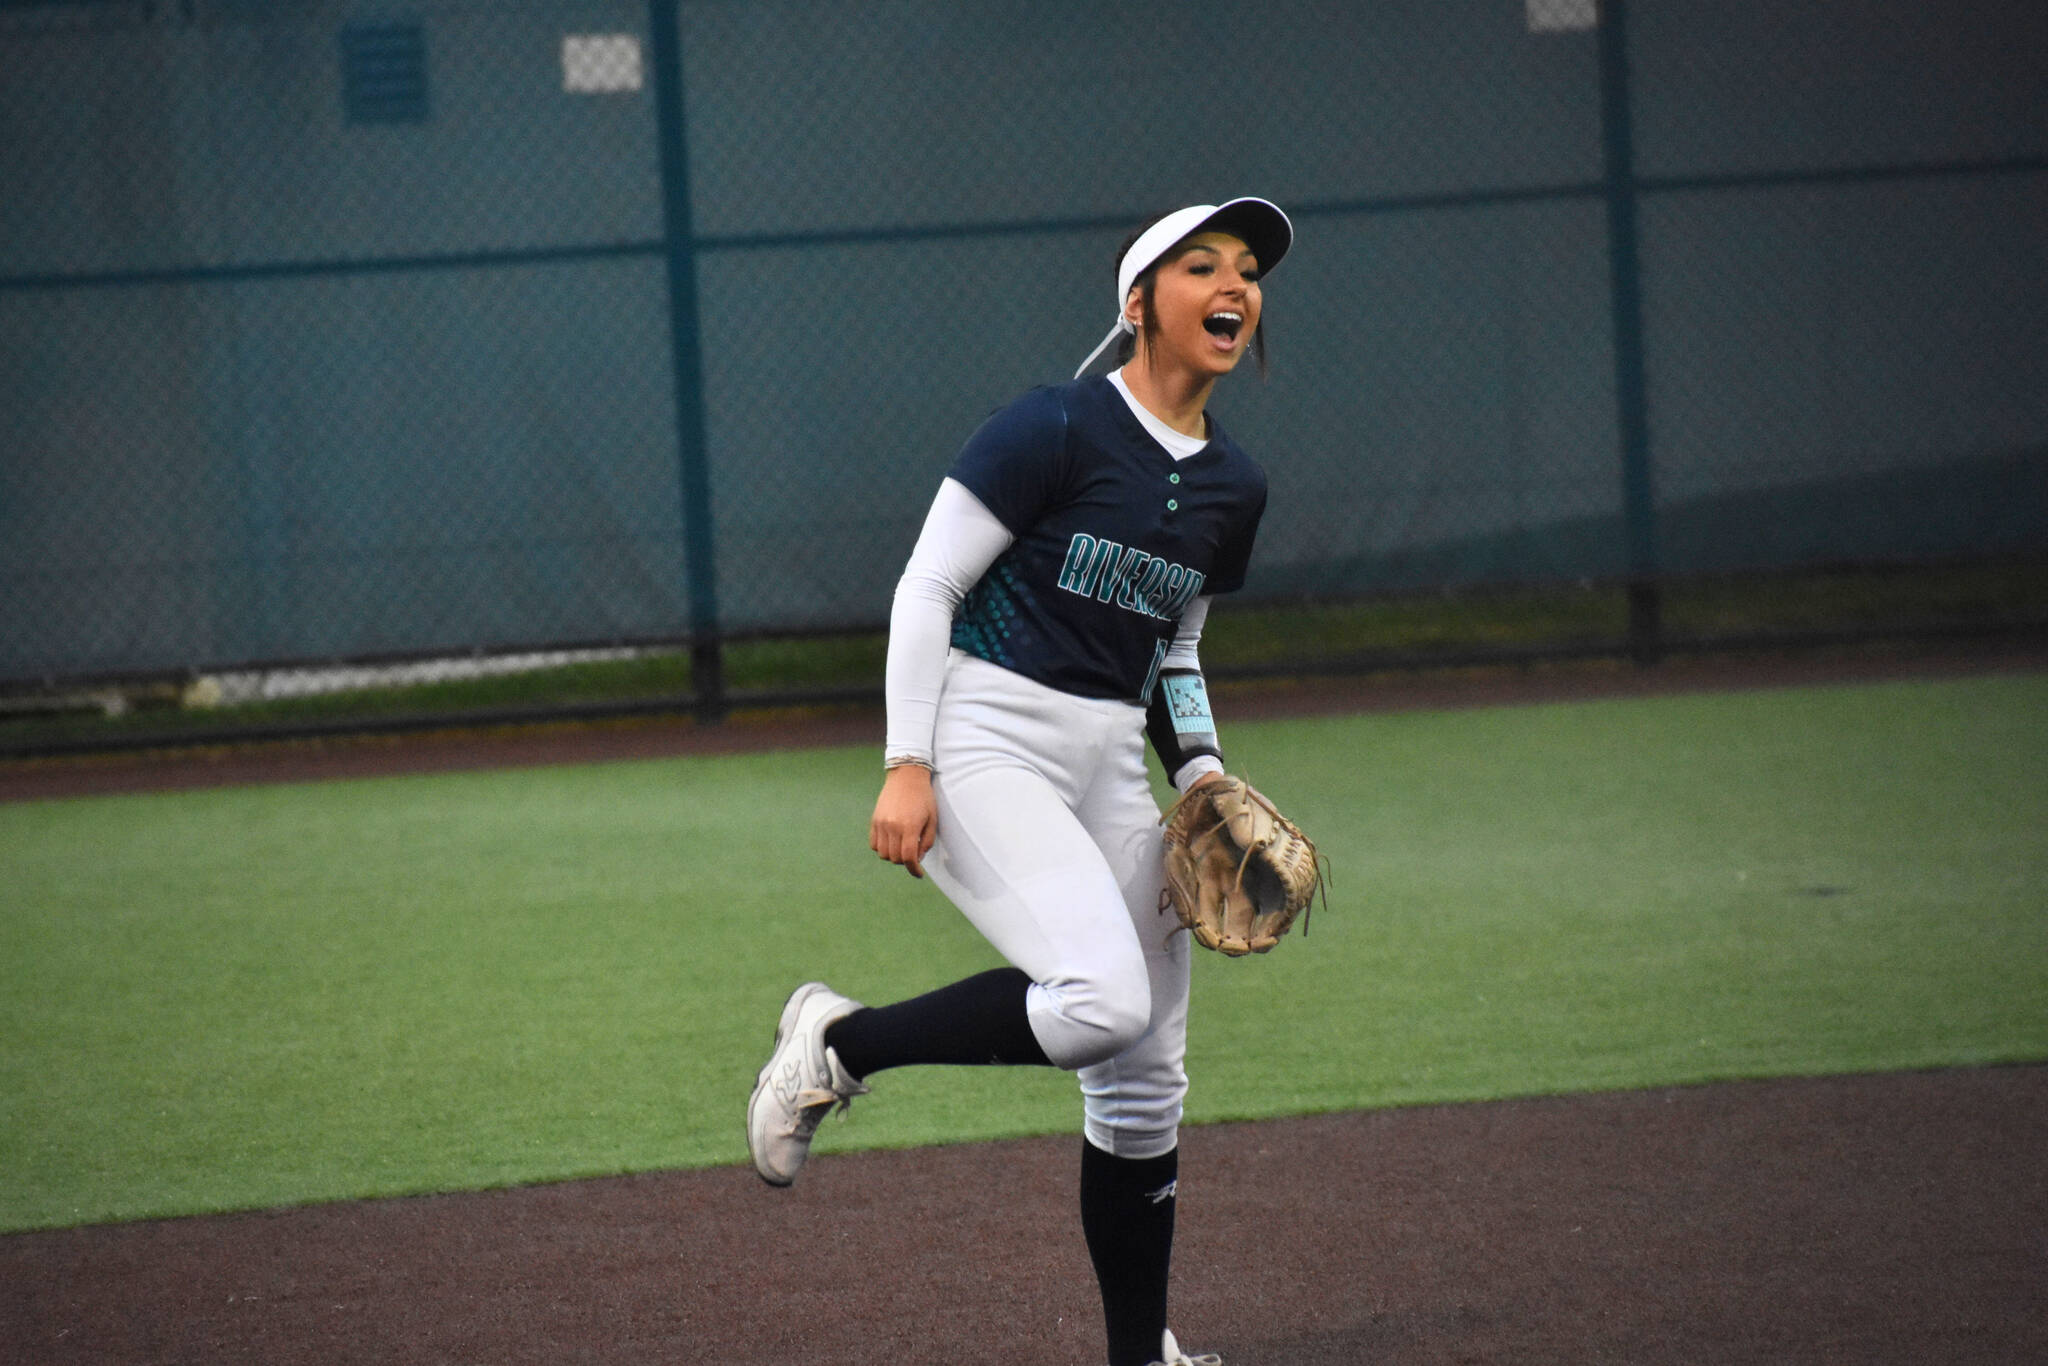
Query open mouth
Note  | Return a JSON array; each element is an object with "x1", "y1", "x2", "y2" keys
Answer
[{"x1": 1203, "y1": 310, "x2": 1244, "y2": 343}]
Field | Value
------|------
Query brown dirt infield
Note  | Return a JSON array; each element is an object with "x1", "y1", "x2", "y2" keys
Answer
[
  {"x1": 3, "y1": 1068, "x2": 2042, "y2": 1364},
  {"x1": 4, "y1": 642, "x2": 2044, "y2": 1364}
]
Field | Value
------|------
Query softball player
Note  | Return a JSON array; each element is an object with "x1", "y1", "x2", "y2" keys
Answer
[{"x1": 747, "y1": 198, "x2": 1291, "y2": 1366}]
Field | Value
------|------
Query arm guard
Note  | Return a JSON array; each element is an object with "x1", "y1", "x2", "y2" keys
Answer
[{"x1": 1146, "y1": 667, "x2": 1223, "y2": 788}]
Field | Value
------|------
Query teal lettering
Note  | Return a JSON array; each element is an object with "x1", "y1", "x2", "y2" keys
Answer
[
  {"x1": 1157, "y1": 564, "x2": 1187, "y2": 616},
  {"x1": 1057, "y1": 533, "x2": 1100, "y2": 595},
  {"x1": 1086, "y1": 539, "x2": 1125, "y2": 601},
  {"x1": 1097, "y1": 545, "x2": 1143, "y2": 603},
  {"x1": 1130, "y1": 558, "x2": 1171, "y2": 617},
  {"x1": 1115, "y1": 553, "x2": 1156, "y2": 610},
  {"x1": 1055, "y1": 529, "x2": 1206, "y2": 625}
]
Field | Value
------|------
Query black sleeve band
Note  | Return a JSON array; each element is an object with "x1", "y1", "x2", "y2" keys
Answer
[{"x1": 1145, "y1": 667, "x2": 1223, "y2": 784}]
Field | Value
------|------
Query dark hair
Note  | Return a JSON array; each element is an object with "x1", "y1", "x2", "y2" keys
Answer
[{"x1": 1110, "y1": 214, "x2": 1270, "y2": 378}]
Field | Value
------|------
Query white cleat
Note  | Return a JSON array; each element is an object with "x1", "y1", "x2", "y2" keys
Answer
[
  {"x1": 1148, "y1": 1328, "x2": 1223, "y2": 1366},
  {"x1": 745, "y1": 981, "x2": 868, "y2": 1187}
]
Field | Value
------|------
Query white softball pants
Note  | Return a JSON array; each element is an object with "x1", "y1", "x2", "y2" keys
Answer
[{"x1": 924, "y1": 651, "x2": 1192, "y2": 1160}]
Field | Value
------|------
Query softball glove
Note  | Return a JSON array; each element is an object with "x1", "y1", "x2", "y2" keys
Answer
[{"x1": 1158, "y1": 776, "x2": 1326, "y2": 956}]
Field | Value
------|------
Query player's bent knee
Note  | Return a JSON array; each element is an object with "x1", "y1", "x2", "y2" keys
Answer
[
  {"x1": 1032, "y1": 978, "x2": 1152, "y2": 1070},
  {"x1": 1069, "y1": 996, "x2": 1153, "y2": 1069},
  {"x1": 1056, "y1": 1005, "x2": 1152, "y2": 1071}
]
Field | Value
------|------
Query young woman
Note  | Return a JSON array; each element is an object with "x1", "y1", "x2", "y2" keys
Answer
[{"x1": 747, "y1": 198, "x2": 1292, "y2": 1366}]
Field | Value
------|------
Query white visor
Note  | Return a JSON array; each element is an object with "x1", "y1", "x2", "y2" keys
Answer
[{"x1": 1074, "y1": 197, "x2": 1293, "y2": 378}]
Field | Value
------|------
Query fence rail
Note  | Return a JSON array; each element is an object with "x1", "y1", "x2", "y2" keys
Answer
[{"x1": 2, "y1": 0, "x2": 2044, "y2": 751}]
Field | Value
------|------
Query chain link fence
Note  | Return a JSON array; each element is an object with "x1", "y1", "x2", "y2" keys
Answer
[{"x1": 2, "y1": 0, "x2": 2044, "y2": 751}]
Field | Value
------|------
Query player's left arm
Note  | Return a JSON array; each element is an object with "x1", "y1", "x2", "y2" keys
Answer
[{"x1": 1146, "y1": 596, "x2": 1227, "y2": 794}]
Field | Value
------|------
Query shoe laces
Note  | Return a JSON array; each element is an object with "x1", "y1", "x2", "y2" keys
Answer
[
  {"x1": 789, "y1": 1051, "x2": 868, "y2": 1136},
  {"x1": 790, "y1": 1084, "x2": 857, "y2": 1130}
]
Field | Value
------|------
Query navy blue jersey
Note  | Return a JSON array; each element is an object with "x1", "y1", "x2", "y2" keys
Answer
[{"x1": 946, "y1": 376, "x2": 1267, "y2": 702}]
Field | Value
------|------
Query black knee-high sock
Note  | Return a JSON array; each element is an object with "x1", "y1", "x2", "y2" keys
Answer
[
  {"x1": 1080, "y1": 1139, "x2": 1178, "y2": 1366},
  {"x1": 823, "y1": 967, "x2": 1052, "y2": 1080}
]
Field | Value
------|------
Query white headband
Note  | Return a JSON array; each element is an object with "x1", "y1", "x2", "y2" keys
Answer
[{"x1": 1073, "y1": 197, "x2": 1294, "y2": 378}]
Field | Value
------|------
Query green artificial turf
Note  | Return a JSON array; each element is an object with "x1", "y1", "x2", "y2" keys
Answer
[{"x1": 2, "y1": 672, "x2": 2042, "y2": 1231}]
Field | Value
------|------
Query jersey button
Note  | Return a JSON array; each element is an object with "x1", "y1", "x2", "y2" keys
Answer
[
  {"x1": 1169, "y1": 472, "x2": 1181, "y2": 484},
  {"x1": 1166, "y1": 499, "x2": 1179, "y2": 512}
]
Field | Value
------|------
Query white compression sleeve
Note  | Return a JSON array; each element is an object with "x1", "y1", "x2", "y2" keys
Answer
[
  {"x1": 883, "y1": 477, "x2": 1015, "y2": 767},
  {"x1": 1163, "y1": 597, "x2": 1225, "y2": 792},
  {"x1": 1164, "y1": 595, "x2": 1210, "y2": 671}
]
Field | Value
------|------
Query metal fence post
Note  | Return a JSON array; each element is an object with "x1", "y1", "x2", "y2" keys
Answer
[
  {"x1": 1597, "y1": 0, "x2": 1663, "y2": 664},
  {"x1": 647, "y1": 0, "x2": 726, "y2": 720}
]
